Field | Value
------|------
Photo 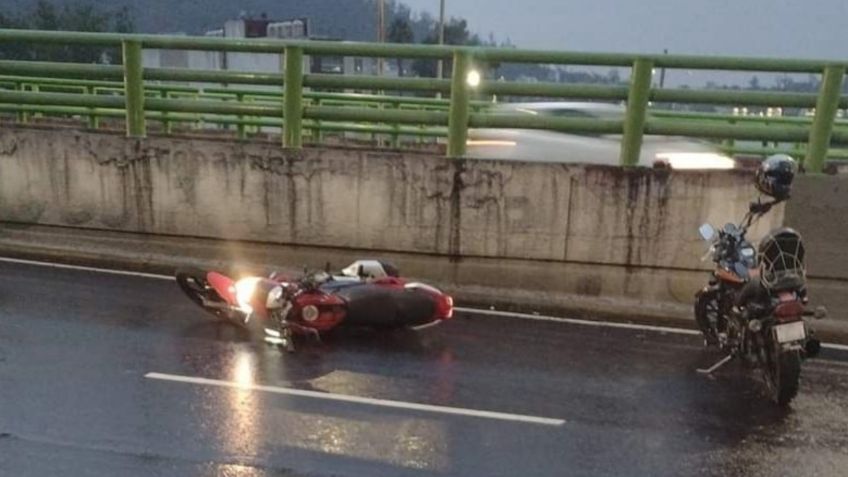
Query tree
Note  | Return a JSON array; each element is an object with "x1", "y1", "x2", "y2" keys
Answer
[
  {"x1": 33, "y1": 0, "x2": 60, "y2": 29},
  {"x1": 1, "y1": 1, "x2": 134, "y2": 63},
  {"x1": 387, "y1": 16, "x2": 414, "y2": 76},
  {"x1": 58, "y1": 3, "x2": 110, "y2": 63},
  {"x1": 114, "y1": 6, "x2": 135, "y2": 34},
  {"x1": 0, "y1": 12, "x2": 29, "y2": 60}
]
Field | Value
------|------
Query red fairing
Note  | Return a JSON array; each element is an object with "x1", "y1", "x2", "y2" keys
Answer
[
  {"x1": 435, "y1": 294, "x2": 454, "y2": 320},
  {"x1": 292, "y1": 292, "x2": 347, "y2": 332},
  {"x1": 406, "y1": 283, "x2": 453, "y2": 321},
  {"x1": 207, "y1": 272, "x2": 237, "y2": 305}
]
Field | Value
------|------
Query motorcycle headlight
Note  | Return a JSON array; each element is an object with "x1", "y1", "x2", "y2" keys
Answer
[{"x1": 655, "y1": 152, "x2": 736, "y2": 170}]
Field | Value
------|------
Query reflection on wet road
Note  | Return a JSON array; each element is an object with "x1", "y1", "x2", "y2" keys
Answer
[{"x1": 1, "y1": 260, "x2": 847, "y2": 476}]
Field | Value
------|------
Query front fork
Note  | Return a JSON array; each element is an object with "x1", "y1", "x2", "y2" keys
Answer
[
  {"x1": 263, "y1": 302, "x2": 321, "y2": 353},
  {"x1": 263, "y1": 303, "x2": 296, "y2": 352}
]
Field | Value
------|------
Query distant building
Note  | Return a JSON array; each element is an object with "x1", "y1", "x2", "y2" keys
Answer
[{"x1": 142, "y1": 15, "x2": 393, "y2": 83}]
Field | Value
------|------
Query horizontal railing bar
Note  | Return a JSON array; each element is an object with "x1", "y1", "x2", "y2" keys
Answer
[
  {"x1": 480, "y1": 82, "x2": 630, "y2": 100},
  {"x1": 0, "y1": 60, "x2": 123, "y2": 80},
  {"x1": 304, "y1": 106, "x2": 449, "y2": 125},
  {"x1": 145, "y1": 67, "x2": 283, "y2": 85},
  {"x1": 1, "y1": 29, "x2": 846, "y2": 73},
  {"x1": 0, "y1": 90, "x2": 124, "y2": 108},
  {"x1": 145, "y1": 97, "x2": 282, "y2": 116},
  {"x1": 651, "y1": 88, "x2": 827, "y2": 107},
  {"x1": 652, "y1": 110, "x2": 848, "y2": 129},
  {"x1": 468, "y1": 113, "x2": 623, "y2": 134},
  {"x1": 304, "y1": 74, "x2": 452, "y2": 92},
  {"x1": 645, "y1": 120, "x2": 815, "y2": 142}
]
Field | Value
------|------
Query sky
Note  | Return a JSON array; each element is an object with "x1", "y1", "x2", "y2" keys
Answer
[
  {"x1": 400, "y1": 0, "x2": 847, "y2": 87},
  {"x1": 401, "y1": 0, "x2": 846, "y2": 59}
]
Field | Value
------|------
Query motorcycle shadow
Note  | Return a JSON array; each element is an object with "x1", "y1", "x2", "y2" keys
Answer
[
  {"x1": 689, "y1": 348, "x2": 794, "y2": 420},
  {"x1": 317, "y1": 326, "x2": 429, "y2": 353}
]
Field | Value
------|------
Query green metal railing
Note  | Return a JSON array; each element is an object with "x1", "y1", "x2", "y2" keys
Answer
[{"x1": 2, "y1": 29, "x2": 848, "y2": 171}]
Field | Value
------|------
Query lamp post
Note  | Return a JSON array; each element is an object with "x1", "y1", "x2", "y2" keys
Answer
[
  {"x1": 377, "y1": 0, "x2": 385, "y2": 74},
  {"x1": 436, "y1": 0, "x2": 446, "y2": 79},
  {"x1": 377, "y1": 0, "x2": 385, "y2": 76}
]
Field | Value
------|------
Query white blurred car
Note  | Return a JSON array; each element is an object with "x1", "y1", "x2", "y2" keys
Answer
[{"x1": 465, "y1": 102, "x2": 736, "y2": 169}]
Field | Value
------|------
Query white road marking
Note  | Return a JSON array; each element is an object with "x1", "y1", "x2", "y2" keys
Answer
[
  {"x1": 0, "y1": 256, "x2": 173, "y2": 280},
  {"x1": 822, "y1": 343, "x2": 848, "y2": 352},
  {"x1": 455, "y1": 307, "x2": 702, "y2": 336},
  {"x1": 1, "y1": 256, "x2": 846, "y2": 352},
  {"x1": 144, "y1": 372, "x2": 565, "y2": 426}
]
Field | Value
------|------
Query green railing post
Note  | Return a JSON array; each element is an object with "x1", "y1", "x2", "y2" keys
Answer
[
  {"x1": 14, "y1": 81, "x2": 26, "y2": 123},
  {"x1": 313, "y1": 97, "x2": 323, "y2": 143},
  {"x1": 30, "y1": 84, "x2": 41, "y2": 119},
  {"x1": 390, "y1": 101, "x2": 401, "y2": 148},
  {"x1": 620, "y1": 58, "x2": 653, "y2": 167},
  {"x1": 122, "y1": 40, "x2": 146, "y2": 137},
  {"x1": 160, "y1": 89, "x2": 172, "y2": 134},
  {"x1": 235, "y1": 92, "x2": 246, "y2": 140},
  {"x1": 806, "y1": 65, "x2": 845, "y2": 173},
  {"x1": 85, "y1": 85, "x2": 98, "y2": 129},
  {"x1": 447, "y1": 50, "x2": 471, "y2": 157},
  {"x1": 283, "y1": 46, "x2": 304, "y2": 148}
]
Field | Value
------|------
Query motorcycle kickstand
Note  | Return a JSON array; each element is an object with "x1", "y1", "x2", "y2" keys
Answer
[{"x1": 696, "y1": 354, "x2": 734, "y2": 375}]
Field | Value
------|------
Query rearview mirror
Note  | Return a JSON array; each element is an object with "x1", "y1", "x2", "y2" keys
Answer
[{"x1": 699, "y1": 223, "x2": 716, "y2": 242}]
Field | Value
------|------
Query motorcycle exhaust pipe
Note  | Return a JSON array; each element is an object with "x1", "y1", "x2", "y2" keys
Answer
[{"x1": 805, "y1": 338, "x2": 822, "y2": 358}]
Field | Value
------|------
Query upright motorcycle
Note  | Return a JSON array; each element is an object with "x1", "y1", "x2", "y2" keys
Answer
[{"x1": 693, "y1": 155, "x2": 825, "y2": 406}]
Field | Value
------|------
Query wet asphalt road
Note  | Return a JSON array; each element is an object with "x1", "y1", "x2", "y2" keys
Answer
[{"x1": 1, "y1": 261, "x2": 848, "y2": 477}]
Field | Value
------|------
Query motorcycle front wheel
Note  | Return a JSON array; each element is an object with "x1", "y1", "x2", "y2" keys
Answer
[{"x1": 694, "y1": 291, "x2": 721, "y2": 346}]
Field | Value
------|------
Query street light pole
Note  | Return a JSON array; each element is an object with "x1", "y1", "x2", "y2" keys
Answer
[
  {"x1": 436, "y1": 0, "x2": 445, "y2": 79},
  {"x1": 377, "y1": 0, "x2": 385, "y2": 76}
]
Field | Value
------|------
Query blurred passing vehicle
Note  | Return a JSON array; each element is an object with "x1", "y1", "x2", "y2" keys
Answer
[{"x1": 465, "y1": 102, "x2": 737, "y2": 169}]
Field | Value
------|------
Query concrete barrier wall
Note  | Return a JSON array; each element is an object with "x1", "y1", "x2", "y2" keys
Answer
[
  {"x1": 0, "y1": 127, "x2": 782, "y2": 273},
  {"x1": 31, "y1": 127, "x2": 848, "y2": 324},
  {"x1": 785, "y1": 175, "x2": 848, "y2": 281}
]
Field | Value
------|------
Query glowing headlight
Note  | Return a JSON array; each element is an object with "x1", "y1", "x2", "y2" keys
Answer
[
  {"x1": 235, "y1": 277, "x2": 262, "y2": 313},
  {"x1": 656, "y1": 152, "x2": 736, "y2": 170}
]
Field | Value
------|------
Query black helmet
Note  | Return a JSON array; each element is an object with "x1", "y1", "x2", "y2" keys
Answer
[{"x1": 755, "y1": 154, "x2": 797, "y2": 200}]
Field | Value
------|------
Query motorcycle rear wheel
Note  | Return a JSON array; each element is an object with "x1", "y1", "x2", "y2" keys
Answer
[{"x1": 764, "y1": 345, "x2": 801, "y2": 406}]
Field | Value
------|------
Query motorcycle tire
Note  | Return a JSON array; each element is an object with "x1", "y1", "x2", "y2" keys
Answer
[
  {"x1": 765, "y1": 346, "x2": 801, "y2": 406},
  {"x1": 694, "y1": 291, "x2": 720, "y2": 346},
  {"x1": 176, "y1": 267, "x2": 230, "y2": 320}
]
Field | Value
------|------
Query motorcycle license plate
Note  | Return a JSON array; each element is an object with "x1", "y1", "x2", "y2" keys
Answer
[{"x1": 774, "y1": 321, "x2": 806, "y2": 343}]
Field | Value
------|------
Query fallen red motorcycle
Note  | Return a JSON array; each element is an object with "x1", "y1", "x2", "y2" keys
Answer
[{"x1": 176, "y1": 260, "x2": 453, "y2": 351}]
